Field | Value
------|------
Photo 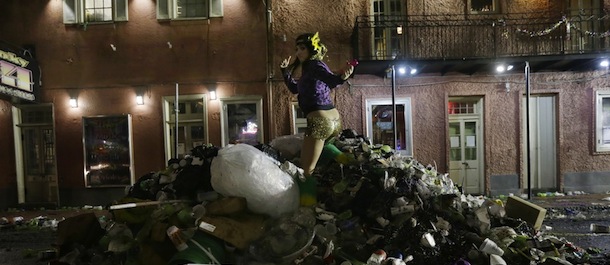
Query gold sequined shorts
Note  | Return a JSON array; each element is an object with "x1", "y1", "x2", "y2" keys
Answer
[{"x1": 305, "y1": 116, "x2": 342, "y2": 141}]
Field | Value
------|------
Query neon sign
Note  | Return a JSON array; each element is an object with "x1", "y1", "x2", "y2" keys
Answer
[{"x1": 0, "y1": 47, "x2": 38, "y2": 102}]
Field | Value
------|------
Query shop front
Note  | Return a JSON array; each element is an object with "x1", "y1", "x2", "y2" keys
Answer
[{"x1": 0, "y1": 41, "x2": 53, "y2": 209}]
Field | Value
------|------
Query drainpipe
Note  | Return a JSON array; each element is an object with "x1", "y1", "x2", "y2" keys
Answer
[
  {"x1": 265, "y1": 0, "x2": 275, "y2": 140},
  {"x1": 525, "y1": 61, "x2": 532, "y2": 200}
]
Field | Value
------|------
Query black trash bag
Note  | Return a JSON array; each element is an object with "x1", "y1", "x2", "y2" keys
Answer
[
  {"x1": 172, "y1": 162, "x2": 214, "y2": 199},
  {"x1": 127, "y1": 172, "x2": 159, "y2": 200},
  {"x1": 255, "y1": 143, "x2": 284, "y2": 163}
]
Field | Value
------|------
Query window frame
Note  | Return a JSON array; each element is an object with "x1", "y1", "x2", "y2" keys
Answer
[
  {"x1": 596, "y1": 90, "x2": 610, "y2": 152},
  {"x1": 157, "y1": 0, "x2": 223, "y2": 20},
  {"x1": 365, "y1": 97, "x2": 414, "y2": 157},
  {"x1": 63, "y1": 0, "x2": 128, "y2": 25},
  {"x1": 219, "y1": 96, "x2": 264, "y2": 147},
  {"x1": 467, "y1": 0, "x2": 500, "y2": 14}
]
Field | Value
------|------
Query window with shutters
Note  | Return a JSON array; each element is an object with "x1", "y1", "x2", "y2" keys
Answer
[
  {"x1": 63, "y1": 0, "x2": 128, "y2": 24},
  {"x1": 157, "y1": 0, "x2": 223, "y2": 20}
]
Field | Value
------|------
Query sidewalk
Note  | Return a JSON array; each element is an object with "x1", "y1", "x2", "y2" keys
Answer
[{"x1": 529, "y1": 193, "x2": 610, "y2": 209}]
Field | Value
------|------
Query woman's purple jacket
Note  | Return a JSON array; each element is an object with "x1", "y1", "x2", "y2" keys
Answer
[{"x1": 282, "y1": 60, "x2": 346, "y2": 116}]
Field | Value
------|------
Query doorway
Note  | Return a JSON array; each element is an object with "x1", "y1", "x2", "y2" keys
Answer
[
  {"x1": 162, "y1": 94, "x2": 209, "y2": 161},
  {"x1": 448, "y1": 97, "x2": 484, "y2": 194},
  {"x1": 14, "y1": 105, "x2": 59, "y2": 205},
  {"x1": 522, "y1": 95, "x2": 557, "y2": 191}
]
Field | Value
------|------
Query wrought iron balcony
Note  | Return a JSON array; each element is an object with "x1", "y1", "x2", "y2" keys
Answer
[{"x1": 353, "y1": 10, "x2": 610, "y2": 75}]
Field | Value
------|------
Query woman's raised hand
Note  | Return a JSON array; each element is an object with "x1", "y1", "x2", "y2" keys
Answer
[
  {"x1": 280, "y1": 56, "x2": 292, "y2": 69},
  {"x1": 341, "y1": 64, "x2": 355, "y2": 80}
]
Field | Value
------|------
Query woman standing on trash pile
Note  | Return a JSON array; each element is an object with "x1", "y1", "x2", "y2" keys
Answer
[{"x1": 280, "y1": 32, "x2": 355, "y2": 206}]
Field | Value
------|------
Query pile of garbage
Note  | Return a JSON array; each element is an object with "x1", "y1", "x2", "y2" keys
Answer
[{"x1": 48, "y1": 130, "x2": 607, "y2": 265}]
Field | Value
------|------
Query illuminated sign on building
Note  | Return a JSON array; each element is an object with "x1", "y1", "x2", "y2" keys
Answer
[{"x1": 0, "y1": 42, "x2": 40, "y2": 102}]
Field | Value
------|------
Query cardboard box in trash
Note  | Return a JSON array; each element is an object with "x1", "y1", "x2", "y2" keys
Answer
[
  {"x1": 504, "y1": 195, "x2": 547, "y2": 230},
  {"x1": 197, "y1": 214, "x2": 266, "y2": 250}
]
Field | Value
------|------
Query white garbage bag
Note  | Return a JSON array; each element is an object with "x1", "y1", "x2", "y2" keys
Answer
[
  {"x1": 210, "y1": 144, "x2": 299, "y2": 217},
  {"x1": 269, "y1": 134, "x2": 304, "y2": 161}
]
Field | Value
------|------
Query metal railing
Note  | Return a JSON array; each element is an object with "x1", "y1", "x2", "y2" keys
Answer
[{"x1": 354, "y1": 10, "x2": 610, "y2": 61}]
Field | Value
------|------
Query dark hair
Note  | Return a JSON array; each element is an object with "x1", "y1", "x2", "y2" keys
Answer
[
  {"x1": 286, "y1": 33, "x2": 325, "y2": 74},
  {"x1": 295, "y1": 33, "x2": 318, "y2": 55}
]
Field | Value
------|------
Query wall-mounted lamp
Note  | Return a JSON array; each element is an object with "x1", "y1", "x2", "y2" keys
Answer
[
  {"x1": 209, "y1": 89, "x2": 217, "y2": 100},
  {"x1": 396, "y1": 25, "x2": 403, "y2": 35},
  {"x1": 392, "y1": 65, "x2": 418, "y2": 76},
  {"x1": 495, "y1": 64, "x2": 513, "y2": 73},
  {"x1": 69, "y1": 97, "x2": 78, "y2": 108},
  {"x1": 398, "y1": 66, "x2": 407, "y2": 75},
  {"x1": 136, "y1": 95, "x2": 144, "y2": 105}
]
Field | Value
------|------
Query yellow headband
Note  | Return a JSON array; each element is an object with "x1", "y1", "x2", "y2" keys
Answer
[{"x1": 310, "y1": 32, "x2": 321, "y2": 54}]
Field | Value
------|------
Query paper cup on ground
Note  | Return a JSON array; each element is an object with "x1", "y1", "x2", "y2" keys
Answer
[
  {"x1": 167, "y1": 226, "x2": 188, "y2": 251},
  {"x1": 479, "y1": 238, "x2": 504, "y2": 256}
]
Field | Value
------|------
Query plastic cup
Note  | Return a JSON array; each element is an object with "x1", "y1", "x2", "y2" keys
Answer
[
  {"x1": 167, "y1": 226, "x2": 188, "y2": 251},
  {"x1": 479, "y1": 238, "x2": 504, "y2": 256},
  {"x1": 489, "y1": 254, "x2": 507, "y2": 265},
  {"x1": 420, "y1": 233, "x2": 436, "y2": 248}
]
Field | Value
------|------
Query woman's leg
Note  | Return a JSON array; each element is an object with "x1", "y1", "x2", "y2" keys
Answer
[
  {"x1": 300, "y1": 135, "x2": 326, "y2": 176},
  {"x1": 298, "y1": 134, "x2": 326, "y2": 206},
  {"x1": 298, "y1": 109, "x2": 341, "y2": 206}
]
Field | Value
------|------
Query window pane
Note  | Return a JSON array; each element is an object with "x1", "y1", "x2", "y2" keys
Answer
[
  {"x1": 602, "y1": 97, "x2": 610, "y2": 144},
  {"x1": 448, "y1": 101, "x2": 477, "y2": 114},
  {"x1": 449, "y1": 123, "x2": 461, "y2": 161},
  {"x1": 85, "y1": 0, "x2": 113, "y2": 22},
  {"x1": 471, "y1": 0, "x2": 495, "y2": 12},
  {"x1": 371, "y1": 104, "x2": 405, "y2": 149},
  {"x1": 191, "y1": 125, "x2": 205, "y2": 140},
  {"x1": 189, "y1": 100, "x2": 204, "y2": 114},
  {"x1": 103, "y1": 7, "x2": 112, "y2": 21},
  {"x1": 464, "y1": 122, "x2": 477, "y2": 160},
  {"x1": 227, "y1": 103, "x2": 260, "y2": 145},
  {"x1": 177, "y1": 0, "x2": 207, "y2": 18}
]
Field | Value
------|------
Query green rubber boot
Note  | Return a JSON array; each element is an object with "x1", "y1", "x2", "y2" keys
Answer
[{"x1": 299, "y1": 176, "x2": 318, "y2": 207}]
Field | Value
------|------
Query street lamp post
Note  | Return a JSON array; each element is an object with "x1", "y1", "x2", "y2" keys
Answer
[{"x1": 390, "y1": 65, "x2": 398, "y2": 150}]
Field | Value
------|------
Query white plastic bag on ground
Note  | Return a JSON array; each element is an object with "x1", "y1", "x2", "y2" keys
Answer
[
  {"x1": 210, "y1": 144, "x2": 299, "y2": 217},
  {"x1": 269, "y1": 134, "x2": 304, "y2": 161}
]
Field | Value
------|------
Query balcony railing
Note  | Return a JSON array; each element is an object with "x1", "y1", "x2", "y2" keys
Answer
[{"x1": 354, "y1": 10, "x2": 610, "y2": 61}]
